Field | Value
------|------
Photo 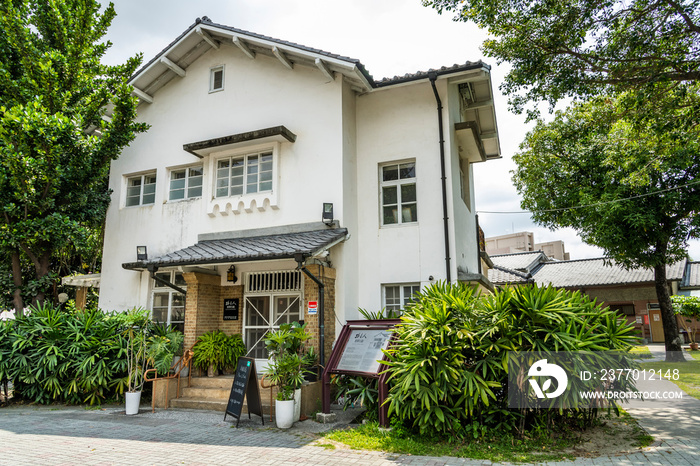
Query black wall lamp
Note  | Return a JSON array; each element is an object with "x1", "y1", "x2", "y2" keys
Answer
[
  {"x1": 322, "y1": 202, "x2": 334, "y2": 225},
  {"x1": 227, "y1": 265, "x2": 238, "y2": 283},
  {"x1": 136, "y1": 246, "x2": 148, "y2": 261}
]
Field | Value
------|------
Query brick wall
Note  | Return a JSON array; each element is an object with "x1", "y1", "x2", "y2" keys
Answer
[
  {"x1": 182, "y1": 272, "x2": 222, "y2": 350},
  {"x1": 302, "y1": 264, "x2": 336, "y2": 365}
]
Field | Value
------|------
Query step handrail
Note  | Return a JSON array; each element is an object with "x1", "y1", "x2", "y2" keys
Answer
[{"x1": 144, "y1": 347, "x2": 194, "y2": 412}]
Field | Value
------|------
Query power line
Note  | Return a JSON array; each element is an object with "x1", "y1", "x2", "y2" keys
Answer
[{"x1": 477, "y1": 179, "x2": 700, "y2": 215}]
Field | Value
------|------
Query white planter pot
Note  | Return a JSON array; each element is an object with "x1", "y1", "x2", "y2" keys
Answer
[
  {"x1": 293, "y1": 388, "x2": 301, "y2": 422},
  {"x1": 275, "y1": 399, "x2": 295, "y2": 429},
  {"x1": 125, "y1": 391, "x2": 141, "y2": 415}
]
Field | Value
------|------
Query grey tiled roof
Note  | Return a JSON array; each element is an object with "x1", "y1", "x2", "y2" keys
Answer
[
  {"x1": 375, "y1": 62, "x2": 488, "y2": 87},
  {"x1": 132, "y1": 17, "x2": 374, "y2": 85},
  {"x1": 490, "y1": 251, "x2": 548, "y2": 273},
  {"x1": 488, "y1": 266, "x2": 531, "y2": 285},
  {"x1": 681, "y1": 262, "x2": 700, "y2": 288},
  {"x1": 531, "y1": 258, "x2": 687, "y2": 288},
  {"x1": 123, "y1": 228, "x2": 348, "y2": 269}
]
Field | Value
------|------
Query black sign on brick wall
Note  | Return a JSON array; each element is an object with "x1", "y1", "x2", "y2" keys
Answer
[{"x1": 223, "y1": 298, "x2": 239, "y2": 321}]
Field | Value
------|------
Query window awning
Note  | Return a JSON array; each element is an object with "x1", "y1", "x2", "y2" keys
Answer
[
  {"x1": 122, "y1": 227, "x2": 348, "y2": 270},
  {"x1": 183, "y1": 125, "x2": 296, "y2": 158}
]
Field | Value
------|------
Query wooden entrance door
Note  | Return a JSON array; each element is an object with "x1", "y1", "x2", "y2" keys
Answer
[{"x1": 649, "y1": 309, "x2": 665, "y2": 342}]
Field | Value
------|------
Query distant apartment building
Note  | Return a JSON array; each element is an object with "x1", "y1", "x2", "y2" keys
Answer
[{"x1": 485, "y1": 232, "x2": 570, "y2": 260}]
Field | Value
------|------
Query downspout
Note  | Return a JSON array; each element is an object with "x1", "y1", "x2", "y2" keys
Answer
[
  {"x1": 428, "y1": 72, "x2": 452, "y2": 282},
  {"x1": 146, "y1": 264, "x2": 186, "y2": 294},
  {"x1": 295, "y1": 254, "x2": 325, "y2": 368}
]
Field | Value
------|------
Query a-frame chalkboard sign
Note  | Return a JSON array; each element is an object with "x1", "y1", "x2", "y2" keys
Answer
[{"x1": 224, "y1": 357, "x2": 264, "y2": 427}]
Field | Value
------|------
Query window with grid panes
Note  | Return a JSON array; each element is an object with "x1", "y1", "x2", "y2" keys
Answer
[
  {"x1": 381, "y1": 162, "x2": 417, "y2": 225},
  {"x1": 169, "y1": 166, "x2": 203, "y2": 200},
  {"x1": 383, "y1": 284, "x2": 420, "y2": 312},
  {"x1": 215, "y1": 151, "x2": 273, "y2": 198},
  {"x1": 152, "y1": 271, "x2": 186, "y2": 332},
  {"x1": 125, "y1": 173, "x2": 156, "y2": 207}
]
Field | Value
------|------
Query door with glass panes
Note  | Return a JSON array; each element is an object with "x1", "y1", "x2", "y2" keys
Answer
[{"x1": 244, "y1": 294, "x2": 301, "y2": 360}]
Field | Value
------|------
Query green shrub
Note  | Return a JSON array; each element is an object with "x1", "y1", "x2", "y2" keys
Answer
[
  {"x1": 192, "y1": 330, "x2": 246, "y2": 374},
  {"x1": 1, "y1": 303, "x2": 130, "y2": 404},
  {"x1": 384, "y1": 282, "x2": 637, "y2": 438},
  {"x1": 0, "y1": 304, "x2": 184, "y2": 404}
]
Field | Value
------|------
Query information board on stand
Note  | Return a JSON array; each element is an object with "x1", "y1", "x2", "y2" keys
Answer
[
  {"x1": 224, "y1": 357, "x2": 264, "y2": 427},
  {"x1": 321, "y1": 319, "x2": 400, "y2": 427}
]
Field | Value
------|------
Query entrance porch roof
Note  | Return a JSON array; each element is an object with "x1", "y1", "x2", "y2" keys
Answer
[{"x1": 122, "y1": 226, "x2": 348, "y2": 270}]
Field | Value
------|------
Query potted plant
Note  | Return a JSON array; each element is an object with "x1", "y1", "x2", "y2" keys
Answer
[
  {"x1": 671, "y1": 296, "x2": 700, "y2": 350},
  {"x1": 120, "y1": 308, "x2": 150, "y2": 415},
  {"x1": 264, "y1": 323, "x2": 315, "y2": 426},
  {"x1": 265, "y1": 351, "x2": 306, "y2": 428},
  {"x1": 193, "y1": 330, "x2": 246, "y2": 376}
]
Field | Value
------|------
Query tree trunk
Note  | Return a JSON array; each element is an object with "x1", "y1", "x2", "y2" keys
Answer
[
  {"x1": 31, "y1": 251, "x2": 51, "y2": 307},
  {"x1": 653, "y1": 262, "x2": 685, "y2": 362},
  {"x1": 10, "y1": 249, "x2": 24, "y2": 316}
]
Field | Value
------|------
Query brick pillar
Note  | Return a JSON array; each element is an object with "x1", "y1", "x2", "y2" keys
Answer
[
  {"x1": 182, "y1": 272, "x2": 222, "y2": 351},
  {"x1": 302, "y1": 265, "x2": 336, "y2": 365}
]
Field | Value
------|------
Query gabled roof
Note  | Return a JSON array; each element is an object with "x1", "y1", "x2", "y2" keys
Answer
[
  {"x1": 531, "y1": 258, "x2": 687, "y2": 288},
  {"x1": 490, "y1": 251, "x2": 548, "y2": 273},
  {"x1": 127, "y1": 17, "x2": 501, "y2": 161},
  {"x1": 123, "y1": 226, "x2": 348, "y2": 270}
]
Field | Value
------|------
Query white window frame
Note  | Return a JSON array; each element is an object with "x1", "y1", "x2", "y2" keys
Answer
[
  {"x1": 168, "y1": 165, "x2": 203, "y2": 201},
  {"x1": 210, "y1": 65, "x2": 224, "y2": 93},
  {"x1": 380, "y1": 161, "x2": 417, "y2": 226},
  {"x1": 382, "y1": 283, "x2": 420, "y2": 312},
  {"x1": 151, "y1": 271, "x2": 186, "y2": 331},
  {"x1": 215, "y1": 150, "x2": 273, "y2": 198},
  {"x1": 125, "y1": 172, "x2": 157, "y2": 207}
]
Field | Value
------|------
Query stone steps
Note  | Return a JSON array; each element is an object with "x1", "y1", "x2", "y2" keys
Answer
[{"x1": 170, "y1": 376, "x2": 277, "y2": 415}]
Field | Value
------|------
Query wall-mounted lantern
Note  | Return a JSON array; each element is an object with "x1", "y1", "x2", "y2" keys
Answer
[
  {"x1": 137, "y1": 246, "x2": 148, "y2": 261},
  {"x1": 227, "y1": 265, "x2": 238, "y2": 283}
]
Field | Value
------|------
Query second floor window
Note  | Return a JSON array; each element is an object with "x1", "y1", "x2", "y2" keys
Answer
[
  {"x1": 169, "y1": 166, "x2": 203, "y2": 200},
  {"x1": 126, "y1": 173, "x2": 156, "y2": 207},
  {"x1": 216, "y1": 151, "x2": 273, "y2": 198},
  {"x1": 381, "y1": 161, "x2": 417, "y2": 225}
]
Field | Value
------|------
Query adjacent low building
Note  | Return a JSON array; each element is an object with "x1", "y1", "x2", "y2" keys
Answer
[{"x1": 488, "y1": 251, "x2": 692, "y2": 343}]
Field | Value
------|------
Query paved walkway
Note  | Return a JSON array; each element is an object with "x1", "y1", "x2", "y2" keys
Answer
[{"x1": 0, "y1": 346, "x2": 698, "y2": 465}]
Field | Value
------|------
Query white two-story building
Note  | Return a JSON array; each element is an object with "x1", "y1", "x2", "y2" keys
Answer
[{"x1": 99, "y1": 17, "x2": 501, "y2": 363}]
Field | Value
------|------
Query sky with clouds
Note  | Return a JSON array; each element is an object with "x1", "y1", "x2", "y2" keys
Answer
[{"x1": 101, "y1": 0, "x2": 700, "y2": 261}]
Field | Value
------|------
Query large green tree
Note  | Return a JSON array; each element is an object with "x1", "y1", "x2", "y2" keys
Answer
[
  {"x1": 512, "y1": 86, "x2": 700, "y2": 361},
  {"x1": 425, "y1": 0, "x2": 700, "y2": 115},
  {"x1": 0, "y1": 0, "x2": 147, "y2": 313}
]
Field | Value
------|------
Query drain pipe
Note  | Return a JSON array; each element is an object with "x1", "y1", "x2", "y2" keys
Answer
[
  {"x1": 295, "y1": 254, "x2": 325, "y2": 369},
  {"x1": 428, "y1": 71, "x2": 452, "y2": 282}
]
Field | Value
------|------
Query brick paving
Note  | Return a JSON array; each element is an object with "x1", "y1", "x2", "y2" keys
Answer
[{"x1": 0, "y1": 345, "x2": 698, "y2": 465}]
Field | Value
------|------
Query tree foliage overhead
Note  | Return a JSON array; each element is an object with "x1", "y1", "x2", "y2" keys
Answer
[
  {"x1": 513, "y1": 85, "x2": 700, "y2": 268},
  {"x1": 424, "y1": 0, "x2": 700, "y2": 115},
  {"x1": 512, "y1": 86, "x2": 700, "y2": 359},
  {"x1": 0, "y1": 0, "x2": 148, "y2": 310}
]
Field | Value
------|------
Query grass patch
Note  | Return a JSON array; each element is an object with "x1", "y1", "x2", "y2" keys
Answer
[
  {"x1": 640, "y1": 350, "x2": 700, "y2": 400},
  {"x1": 323, "y1": 422, "x2": 579, "y2": 463},
  {"x1": 313, "y1": 443, "x2": 336, "y2": 450},
  {"x1": 629, "y1": 346, "x2": 654, "y2": 359}
]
